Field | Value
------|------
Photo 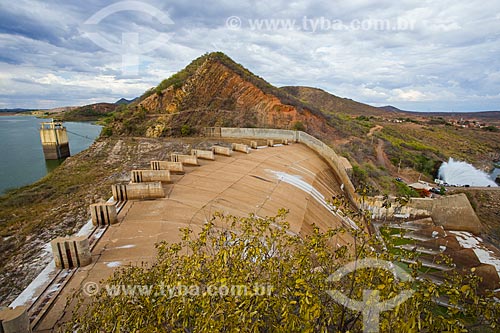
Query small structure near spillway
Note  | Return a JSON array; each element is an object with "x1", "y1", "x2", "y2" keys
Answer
[
  {"x1": 0, "y1": 306, "x2": 31, "y2": 333},
  {"x1": 50, "y1": 236, "x2": 92, "y2": 269}
]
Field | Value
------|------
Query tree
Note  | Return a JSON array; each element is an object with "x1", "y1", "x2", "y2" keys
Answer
[{"x1": 68, "y1": 204, "x2": 500, "y2": 332}]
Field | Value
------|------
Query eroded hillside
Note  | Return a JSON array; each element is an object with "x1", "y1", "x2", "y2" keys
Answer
[{"x1": 105, "y1": 53, "x2": 335, "y2": 140}]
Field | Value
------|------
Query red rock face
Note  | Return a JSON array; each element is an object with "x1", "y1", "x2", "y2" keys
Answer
[{"x1": 137, "y1": 58, "x2": 334, "y2": 139}]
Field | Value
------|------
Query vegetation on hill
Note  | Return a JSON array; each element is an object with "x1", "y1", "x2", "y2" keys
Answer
[
  {"x1": 284, "y1": 86, "x2": 500, "y2": 196},
  {"x1": 281, "y1": 86, "x2": 393, "y2": 117},
  {"x1": 142, "y1": 53, "x2": 322, "y2": 117},
  {"x1": 69, "y1": 208, "x2": 500, "y2": 332},
  {"x1": 102, "y1": 52, "x2": 332, "y2": 138},
  {"x1": 56, "y1": 103, "x2": 118, "y2": 122}
]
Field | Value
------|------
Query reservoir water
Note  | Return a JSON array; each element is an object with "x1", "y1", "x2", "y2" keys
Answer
[{"x1": 0, "y1": 116, "x2": 102, "y2": 194}]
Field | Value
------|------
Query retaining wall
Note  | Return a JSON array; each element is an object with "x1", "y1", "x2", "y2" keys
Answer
[
  {"x1": 220, "y1": 128, "x2": 298, "y2": 141},
  {"x1": 362, "y1": 193, "x2": 482, "y2": 234},
  {"x1": 298, "y1": 131, "x2": 357, "y2": 206}
]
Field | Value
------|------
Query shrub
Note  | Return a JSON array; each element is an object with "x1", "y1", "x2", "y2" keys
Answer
[
  {"x1": 180, "y1": 124, "x2": 192, "y2": 136},
  {"x1": 101, "y1": 127, "x2": 113, "y2": 137},
  {"x1": 483, "y1": 126, "x2": 499, "y2": 132},
  {"x1": 69, "y1": 210, "x2": 500, "y2": 332},
  {"x1": 291, "y1": 121, "x2": 306, "y2": 131}
]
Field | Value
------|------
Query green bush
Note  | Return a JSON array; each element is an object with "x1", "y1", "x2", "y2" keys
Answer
[
  {"x1": 180, "y1": 124, "x2": 192, "y2": 136},
  {"x1": 291, "y1": 121, "x2": 305, "y2": 131},
  {"x1": 394, "y1": 180, "x2": 420, "y2": 197},
  {"x1": 101, "y1": 127, "x2": 113, "y2": 137},
  {"x1": 483, "y1": 126, "x2": 499, "y2": 132}
]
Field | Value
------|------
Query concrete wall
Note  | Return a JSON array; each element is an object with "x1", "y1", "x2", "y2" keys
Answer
[
  {"x1": 90, "y1": 203, "x2": 118, "y2": 226},
  {"x1": 191, "y1": 149, "x2": 215, "y2": 160},
  {"x1": 361, "y1": 194, "x2": 482, "y2": 234},
  {"x1": 430, "y1": 193, "x2": 482, "y2": 234},
  {"x1": 131, "y1": 170, "x2": 171, "y2": 183},
  {"x1": 170, "y1": 154, "x2": 199, "y2": 166},
  {"x1": 112, "y1": 182, "x2": 165, "y2": 201},
  {"x1": 213, "y1": 127, "x2": 358, "y2": 208},
  {"x1": 297, "y1": 131, "x2": 357, "y2": 206},
  {"x1": 51, "y1": 236, "x2": 91, "y2": 269},
  {"x1": 150, "y1": 161, "x2": 184, "y2": 173},
  {"x1": 361, "y1": 196, "x2": 431, "y2": 220},
  {"x1": 0, "y1": 306, "x2": 31, "y2": 333},
  {"x1": 220, "y1": 128, "x2": 298, "y2": 141}
]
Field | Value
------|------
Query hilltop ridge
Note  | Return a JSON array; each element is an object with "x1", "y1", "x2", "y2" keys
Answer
[
  {"x1": 281, "y1": 86, "x2": 400, "y2": 117},
  {"x1": 106, "y1": 52, "x2": 335, "y2": 139}
]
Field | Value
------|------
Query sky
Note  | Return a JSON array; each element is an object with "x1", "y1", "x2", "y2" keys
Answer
[{"x1": 0, "y1": 0, "x2": 499, "y2": 112}]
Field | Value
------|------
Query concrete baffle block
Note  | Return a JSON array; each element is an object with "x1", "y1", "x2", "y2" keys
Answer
[
  {"x1": 51, "y1": 236, "x2": 91, "y2": 269},
  {"x1": 267, "y1": 139, "x2": 274, "y2": 147},
  {"x1": 231, "y1": 143, "x2": 250, "y2": 154},
  {"x1": 112, "y1": 182, "x2": 165, "y2": 201},
  {"x1": 131, "y1": 170, "x2": 171, "y2": 183},
  {"x1": 150, "y1": 161, "x2": 185, "y2": 174},
  {"x1": 90, "y1": 203, "x2": 118, "y2": 226},
  {"x1": 212, "y1": 146, "x2": 232, "y2": 156},
  {"x1": 250, "y1": 141, "x2": 258, "y2": 149},
  {"x1": 191, "y1": 149, "x2": 215, "y2": 160},
  {"x1": 170, "y1": 153, "x2": 199, "y2": 166},
  {"x1": 0, "y1": 306, "x2": 31, "y2": 333},
  {"x1": 281, "y1": 139, "x2": 289, "y2": 145}
]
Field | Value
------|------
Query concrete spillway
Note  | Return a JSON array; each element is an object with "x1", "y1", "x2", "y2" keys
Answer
[{"x1": 32, "y1": 142, "x2": 358, "y2": 331}]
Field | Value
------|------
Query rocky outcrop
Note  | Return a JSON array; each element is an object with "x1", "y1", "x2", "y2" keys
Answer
[{"x1": 133, "y1": 53, "x2": 335, "y2": 139}]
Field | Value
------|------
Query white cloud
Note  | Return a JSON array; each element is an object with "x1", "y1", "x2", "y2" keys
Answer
[
  {"x1": 0, "y1": 0, "x2": 499, "y2": 111},
  {"x1": 390, "y1": 89, "x2": 427, "y2": 102}
]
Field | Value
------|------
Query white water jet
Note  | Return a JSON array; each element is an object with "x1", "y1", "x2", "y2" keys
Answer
[{"x1": 438, "y1": 158, "x2": 498, "y2": 187}]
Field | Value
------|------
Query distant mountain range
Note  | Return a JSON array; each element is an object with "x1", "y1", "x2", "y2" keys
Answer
[
  {"x1": 115, "y1": 97, "x2": 139, "y2": 105},
  {"x1": 0, "y1": 108, "x2": 36, "y2": 113}
]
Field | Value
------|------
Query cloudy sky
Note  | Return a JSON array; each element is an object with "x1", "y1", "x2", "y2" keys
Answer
[{"x1": 1, "y1": 0, "x2": 499, "y2": 111}]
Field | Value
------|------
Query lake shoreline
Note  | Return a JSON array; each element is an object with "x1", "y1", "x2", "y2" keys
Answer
[
  {"x1": 0, "y1": 115, "x2": 102, "y2": 194},
  {"x1": 0, "y1": 112, "x2": 24, "y2": 116}
]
